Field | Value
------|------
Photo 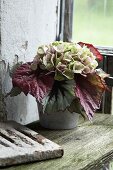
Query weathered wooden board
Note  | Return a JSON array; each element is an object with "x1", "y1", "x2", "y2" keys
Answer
[
  {"x1": 0, "y1": 121, "x2": 63, "y2": 167},
  {"x1": 2, "y1": 114, "x2": 113, "y2": 170},
  {"x1": 7, "y1": 114, "x2": 113, "y2": 170}
]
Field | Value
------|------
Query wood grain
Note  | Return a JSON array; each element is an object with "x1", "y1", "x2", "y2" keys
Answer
[
  {"x1": 1, "y1": 114, "x2": 113, "y2": 170},
  {"x1": 0, "y1": 121, "x2": 63, "y2": 167}
]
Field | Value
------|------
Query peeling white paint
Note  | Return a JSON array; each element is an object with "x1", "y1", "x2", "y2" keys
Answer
[{"x1": 1, "y1": 0, "x2": 59, "y2": 124}]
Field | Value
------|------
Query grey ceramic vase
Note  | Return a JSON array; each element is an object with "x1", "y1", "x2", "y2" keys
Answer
[{"x1": 38, "y1": 104, "x2": 79, "y2": 130}]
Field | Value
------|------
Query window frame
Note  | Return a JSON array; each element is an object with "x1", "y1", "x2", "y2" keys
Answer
[
  {"x1": 57, "y1": 0, "x2": 113, "y2": 114},
  {"x1": 56, "y1": 0, "x2": 74, "y2": 41}
]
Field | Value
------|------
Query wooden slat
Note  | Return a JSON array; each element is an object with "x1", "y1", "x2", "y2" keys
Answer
[
  {"x1": 0, "y1": 121, "x2": 63, "y2": 167},
  {"x1": 2, "y1": 114, "x2": 113, "y2": 170},
  {"x1": 96, "y1": 46, "x2": 113, "y2": 56},
  {"x1": 23, "y1": 114, "x2": 113, "y2": 170}
]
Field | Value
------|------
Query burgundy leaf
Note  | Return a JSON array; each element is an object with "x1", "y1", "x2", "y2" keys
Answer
[
  {"x1": 75, "y1": 73, "x2": 106, "y2": 120},
  {"x1": 78, "y1": 42, "x2": 103, "y2": 61},
  {"x1": 12, "y1": 62, "x2": 54, "y2": 102}
]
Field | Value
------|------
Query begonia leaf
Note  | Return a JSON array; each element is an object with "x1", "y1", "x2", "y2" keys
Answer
[
  {"x1": 12, "y1": 62, "x2": 54, "y2": 102},
  {"x1": 6, "y1": 87, "x2": 22, "y2": 97},
  {"x1": 75, "y1": 73, "x2": 106, "y2": 120},
  {"x1": 42, "y1": 80, "x2": 75, "y2": 113},
  {"x1": 78, "y1": 42, "x2": 103, "y2": 61}
]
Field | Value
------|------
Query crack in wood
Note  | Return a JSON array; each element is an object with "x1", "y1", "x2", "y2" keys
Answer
[
  {"x1": 0, "y1": 140, "x2": 9, "y2": 147},
  {"x1": 17, "y1": 129, "x2": 45, "y2": 145},
  {"x1": 6, "y1": 129, "x2": 34, "y2": 146},
  {"x1": 0, "y1": 131, "x2": 16, "y2": 144}
]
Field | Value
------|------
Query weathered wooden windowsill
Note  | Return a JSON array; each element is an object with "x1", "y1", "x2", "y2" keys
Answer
[{"x1": 2, "y1": 113, "x2": 113, "y2": 170}]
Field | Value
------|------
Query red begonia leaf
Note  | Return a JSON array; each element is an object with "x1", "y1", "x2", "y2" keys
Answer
[
  {"x1": 12, "y1": 62, "x2": 54, "y2": 102},
  {"x1": 78, "y1": 42, "x2": 103, "y2": 61},
  {"x1": 75, "y1": 73, "x2": 106, "y2": 120}
]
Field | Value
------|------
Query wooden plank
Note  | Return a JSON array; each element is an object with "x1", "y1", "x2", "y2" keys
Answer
[
  {"x1": 63, "y1": 0, "x2": 74, "y2": 42},
  {"x1": 2, "y1": 114, "x2": 113, "y2": 170},
  {"x1": 22, "y1": 114, "x2": 113, "y2": 170},
  {"x1": 96, "y1": 46, "x2": 113, "y2": 56},
  {"x1": 0, "y1": 121, "x2": 63, "y2": 167},
  {"x1": 57, "y1": 0, "x2": 74, "y2": 41}
]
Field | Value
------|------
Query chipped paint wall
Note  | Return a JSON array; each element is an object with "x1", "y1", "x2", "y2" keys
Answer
[{"x1": 0, "y1": 0, "x2": 59, "y2": 124}]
